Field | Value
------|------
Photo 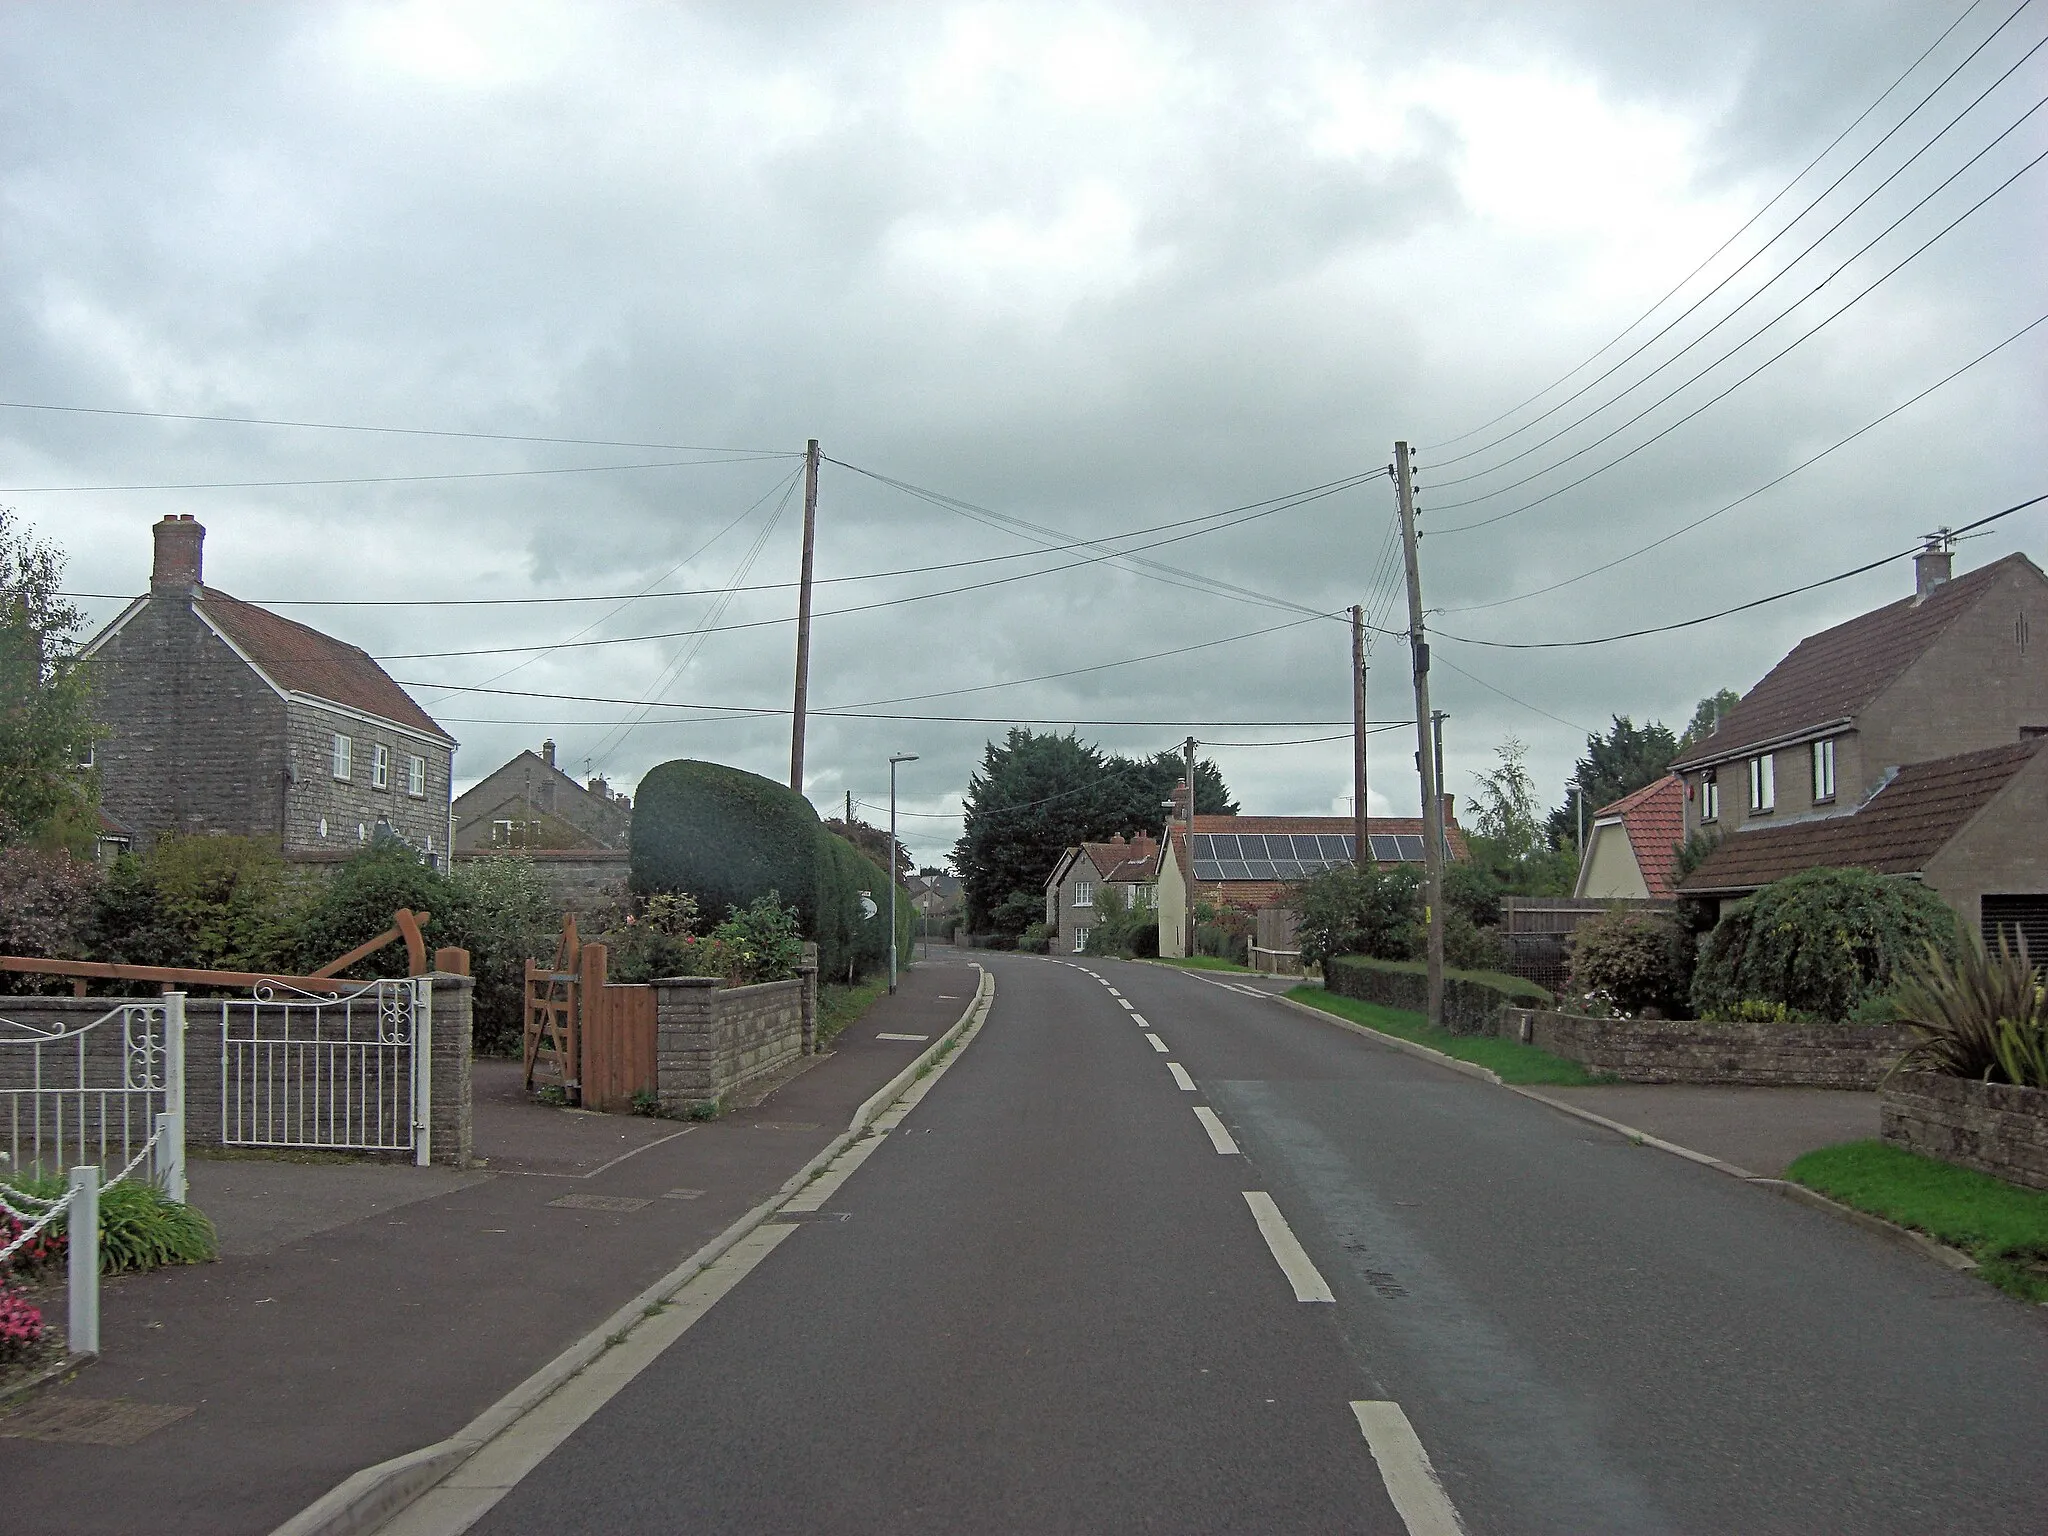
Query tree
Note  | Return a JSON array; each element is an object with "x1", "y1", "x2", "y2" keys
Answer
[
  {"x1": 0, "y1": 509, "x2": 100, "y2": 849},
  {"x1": 1545, "y1": 715, "x2": 1679, "y2": 850},
  {"x1": 1466, "y1": 735, "x2": 1542, "y2": 862},
  {"x1": 1678, "y1": 689, "x2": 1742, "y2": 752}
]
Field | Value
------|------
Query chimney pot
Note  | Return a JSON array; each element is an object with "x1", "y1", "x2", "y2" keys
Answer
[{"x1": 151, "y1": 514, "x2": 205, "y2": 592}]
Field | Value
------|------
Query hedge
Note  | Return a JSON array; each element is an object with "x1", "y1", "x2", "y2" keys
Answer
[
  {"x1": 1324, "y1": 955, "x2": 1551, "y2": 1036},
  {"x1": 630, "y1": 759, "x2": 910, "y2": 983}
]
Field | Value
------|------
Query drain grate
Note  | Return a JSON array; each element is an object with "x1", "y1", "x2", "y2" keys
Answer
[
  {"x1": 546, "y1": 1194, "x2": 650, "y2": 1212},
  {"x1": 0, "y1": 1397, "x2": 194, "y2": 1446}
]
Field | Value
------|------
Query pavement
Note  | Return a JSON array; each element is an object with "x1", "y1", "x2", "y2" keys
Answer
[
  {"x1": 0, "y1": 959, "x2": 985, "y2": 1536},
  {"x1": 442, "y1": 953, "x2": 2048, "y2": 1535},
  {"x1": 1532, "y1": 1083, "x2": 1881, "y2": 1177}
]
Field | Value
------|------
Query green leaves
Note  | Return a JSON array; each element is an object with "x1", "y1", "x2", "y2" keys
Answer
[
  {"x1": 1895, "y1": 933, "x2": 2048, "y2": 1085},
  {"x1": 0, "y1": 507, "x2": 100, "y2": 851}
]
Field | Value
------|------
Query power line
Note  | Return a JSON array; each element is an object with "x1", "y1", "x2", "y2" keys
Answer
[
  {"x1": 0, "y1": 454, "x2": 790, "y2": 494},
  {"x1": 1419, "y1": 0, "x2": 2000, "y2": 453},
  {"x1": 1430, "y1": 138, "x2": 2048, "y2": 535},
  {"x1": 1434, "y1": 489, "x2": 2048, "y2": 649},
  {"x1": 1432, "y1": 653, "x2": 1596, "y2": 735},
  {"x1": 1425, "y1": 0, "x2": 2037, "y2": 473},
  {"x1": 1438, "y1": 306, "x2": 2048, "y2": 614}
]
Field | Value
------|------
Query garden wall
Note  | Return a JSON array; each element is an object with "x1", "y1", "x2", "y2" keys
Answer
[
  {"x1": 1881, "y1": 1072, "x2": 2048, "y2": 1190},
  {"x1": 1500, "y1": 1008, "x2": 1915, "y2": 1088},
  {"x1": 653, "y1": 972, "x2": 815, "y2": 1113}
]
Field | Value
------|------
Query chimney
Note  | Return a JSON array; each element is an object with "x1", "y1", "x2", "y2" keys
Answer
[
  {"x1": 541, "y1": 739, "x2": 556, "y2": 769},
  {"x1": 1168, "y1": 779, "x2": 1192, "y2": 825},
  {"x1": 1440, "y1": 793, "x2": 1457, "y2": 828},
  {"x1": 1914, "y1": 531, "x2": 1953, "y2": 600},
  {"x1": 151, "y1": 514, "x2": 205, "y2": 592}
]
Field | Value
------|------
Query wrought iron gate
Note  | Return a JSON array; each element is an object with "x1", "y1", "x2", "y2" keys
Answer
[
  {"x1": 220, "y1": 978, "x2": 432, "y2": 1165},
  {"x1": 0, "y1": 995, "x2": 186, "y2": 1192}
]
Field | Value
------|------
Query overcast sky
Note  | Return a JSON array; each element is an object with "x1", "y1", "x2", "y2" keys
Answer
[{"x1": 7, "y1": 1, "x2": 2044, "y2": 865}]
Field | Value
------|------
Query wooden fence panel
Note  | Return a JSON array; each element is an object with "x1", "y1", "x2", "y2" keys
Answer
[{"x1": 577, "y1": 943, "x2": 659, "y2": 1112}]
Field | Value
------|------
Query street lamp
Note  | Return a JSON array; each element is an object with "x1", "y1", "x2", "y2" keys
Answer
[{"x1": 888, "y1": 753, "x2": 919, "y2": 993}]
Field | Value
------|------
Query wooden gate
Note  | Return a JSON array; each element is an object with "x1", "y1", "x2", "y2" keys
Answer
[{"x1": 522, "y1": 917, "x2": 658, "y2": 1111}]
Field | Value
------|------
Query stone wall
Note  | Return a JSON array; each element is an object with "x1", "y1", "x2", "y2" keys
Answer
[
  {"x1": 1500, "y1": 1008, "x2": 1916, "y2": 1087},
  {"x1": 1882, "y1": 1072, "x2": 2048, "y2": 1189},
  {"x1": 428, "y1": 973, "x2": 474, "y2": 1167},
  {"x1": 653, "y1": 973, "x2": 813, "y2": 1113},
  {"x1": 456, "y1": 849, "x2": 630, "y2": 914},
  {"x1": 282, "y1": 698, "x2": 453, "y2": 858}
]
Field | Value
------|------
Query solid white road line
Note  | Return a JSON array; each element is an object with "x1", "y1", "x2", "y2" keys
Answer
[
  {"x1": 1241, "y1": 1191, "x2": 1333, "y2": 1302},
  {"x1": 1351, "y1": 1401, "x2": 1467, "y2": 1536},
  {"x1": 1144, "y1": 1033, "x2": 1170, "y2": 1054},
  {"x1": 1166, "y1": 1062, "x2": 1196, "y2": 1091},
  {"x1": 1128, "y1": 1012, "x2": 1148, "y2": 1028},
  {"x1": 1192, "y1": 1105, "x2": 1239, "y2": 1154}
]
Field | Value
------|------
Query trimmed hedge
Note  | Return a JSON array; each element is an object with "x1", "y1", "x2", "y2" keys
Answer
[
  {"x1": 1325, "y1": 954, "x2": 1551, "y2": 1037},
  {"x1": 631, "y1": 759, "x2": 910, "y2": 983}
]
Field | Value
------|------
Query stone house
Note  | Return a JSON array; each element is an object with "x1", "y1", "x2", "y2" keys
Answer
[
  {"x1": 82, "y1": 515, "x2": 456, "y2": 860},
  {"x1": 1044, "y1": 836, "x2": 1160, "y2": 953},
  {"x1": 1670, "y1": 540, "x2": 2048, "y2": 940},
  {"x1": 1575, "y1": 776, "x2": 1685, "y2": 901},
  {"x1": 451, "y1": 739, "x2": 632, "y2": 852}
]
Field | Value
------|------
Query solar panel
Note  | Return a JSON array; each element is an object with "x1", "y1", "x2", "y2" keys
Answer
[
  {"x1": 1243, "y1": 861, "x2": 1275, "y2": 879},
  {"x1": 1319, "y1": 834, "x2": 1353, "y2": 862},
  {"x1": 1271, "y1": 861, "x2": 1305, "y2": 880},
  {"x1": 1369, "y1": 834, "x2": 1400, "y2": 861},
  {"x1": 1192, "y1": 861, "x2": 1223, "y2": 881},
  {"x1": 1396, "y1": 835, "x2": 1426, "y2": 861},
  {"x1": 1210, "y1": 834, "x2": 1242, "y2": 859},
  {"x1": 1219, "y1": 860, "x2": 1252, "y2": 880}
]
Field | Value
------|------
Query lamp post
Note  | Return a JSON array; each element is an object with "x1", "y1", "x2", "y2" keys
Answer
[{"x1": 889, "y1": 753, "x2": 918, "y2": 993}]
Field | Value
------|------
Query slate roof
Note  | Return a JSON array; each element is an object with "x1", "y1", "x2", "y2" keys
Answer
[
  {"x1": 1167, "y1": 813, "x2": 1468, "y2": 911},
  {"x1": 1676, "y1": 739, "x2": 2042, "y2": 893},
  {"x1": 1593, "y1": 776, "x2": 1686, "y2": 900},
  {"x1": 196, "y1": 587, "x2": 451, "y2": 741},
  {"x1": 1671, "y1": 555, "x2": 2040, "y2": 769}
]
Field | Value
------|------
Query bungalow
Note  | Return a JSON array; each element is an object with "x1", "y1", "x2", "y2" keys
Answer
[{"x1": 1575, "y1": 775, "x2": 1685, "y2": 901}]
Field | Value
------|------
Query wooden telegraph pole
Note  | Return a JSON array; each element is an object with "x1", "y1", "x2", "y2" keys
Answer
[
  {"x1": 1394, "y1": 441, "x2": 1444, "y2": 1030},
  {"x1": 1351, "y1": 604, "x2": 1368, "y2": 867},
  {"x1": 788, "y1": 439, "x2": 821, "y2": 792}
]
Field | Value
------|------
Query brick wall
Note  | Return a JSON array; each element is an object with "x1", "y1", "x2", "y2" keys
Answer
[
  {"x1": 1501, "y1": 1007, "x2": 1916, "y2": 1087},
  {"x1": 1882, "y1": 1071, "x2": 2048, "y2": 1189},
  {"x1": 653, "y1": 974, "x2": 811, "y2": 1113}
]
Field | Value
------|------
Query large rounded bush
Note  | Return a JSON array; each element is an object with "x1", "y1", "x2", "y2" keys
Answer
[
  {"x1": 1689, "y1": 867, "x2": 1959, "y2": 1021},
  {"x1": 1568, "y1": 908, "x2": 1693, "y2": 1016}
]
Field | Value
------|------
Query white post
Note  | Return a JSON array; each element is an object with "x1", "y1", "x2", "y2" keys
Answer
[
  {"x1": 158, "y1": 992, "x2": 187, "y2": 1204},
  {"x1": 67, "y1": 1165, "x2": 100, "y2": 1357},
  {"x1": 413, "y1": 978, "x2": 434, "y2": 1168}
]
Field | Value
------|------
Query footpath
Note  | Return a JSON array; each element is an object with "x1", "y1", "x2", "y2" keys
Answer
[{"x1": 0, "y1": 959, "x2": 985, "y2": 1536}]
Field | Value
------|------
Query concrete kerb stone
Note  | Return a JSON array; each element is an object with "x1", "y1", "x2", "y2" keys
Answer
[
  {"x1": 270, "y1": 964, "x2": 994, "y2": 1536},
  {"x1": 1257, "y1": 986, "x2": 1993, "y2": 1287}
]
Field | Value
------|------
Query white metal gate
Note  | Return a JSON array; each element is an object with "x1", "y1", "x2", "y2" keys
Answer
[
  {"x1": 220, "y1": 978, "x2": 432, "y2": 1165},
  {"x1": 0, "y1": 994, "x2": 186, "y2": 1193}
]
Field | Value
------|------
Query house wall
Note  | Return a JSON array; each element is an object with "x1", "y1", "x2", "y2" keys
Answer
[
  {"x1": 1048, "y1": 851, "x2": 1106, "y2": 952},
  {"x1": 1922, "y1": 749, "x2": 2048, "y2": 936},
  {"x1": 455, "y1": 849, "x2": 630, "y2": 914},
  {"x1": 1576, "y1": 820, "x2": 1649, "y2": 900},
  {"x1": 452, "y1": 751, "x2": 631, "y2": 852},
  {"x1": 1682, "y1": 730, "x2": 1867, "y2": 843},
  {"x1": 283, "y1": 698, "x2": 454, "y2": 858},
  {"x1": 1157, "y1": 843, "x2": 1189, "y2": 958},
  {"x1": 89, "y1": 596, "x2": 292, "y2": 851}
]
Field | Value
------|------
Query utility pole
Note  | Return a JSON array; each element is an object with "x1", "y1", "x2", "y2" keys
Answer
[
  {"x1": 1431, "y1": 711, "x2": 1449, "y2": 861},
  {"x1": 788, "y1": 438, "x2": 821, "y2": 792},
  {"x1": 846, "y1": 789, "x2": 854, "y2": 828},
  {"x1": 1351, "y1": 605, "x2": 1368, "y2": 867},
  {"x1": 1395, "y1": 441, "x2": 1444, "y2": 1030},
  {"x1": 1182, "y1": 734, "x2": 1197, "y2": 959}
]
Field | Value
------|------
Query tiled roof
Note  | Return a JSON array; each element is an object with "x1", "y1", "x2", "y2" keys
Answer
[
  {"x1": 1594, "y1": 776, "x2": 1686, "y2": 900},
  {"x1": 1166, "y1": 813, "x2": 1469, "y2": 901},
  {"x1": 1082, "y1": 835, "x2": 1160, "y2": 884},
  {"x1": 196, "y1": 587, "x2": 451, "y2": 741},
  {"x1": 1676, "y1": 739, "x2": 2042, "y2": 893},
  {"x1": 1671, "y1": 555, "x2": 2039, "y2": 769}
]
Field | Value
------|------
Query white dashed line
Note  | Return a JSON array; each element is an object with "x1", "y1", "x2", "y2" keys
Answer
[
  {"x1": 1166, "y1": 1062, "x2": 1195, "y2": 1091},
  {"x1": 1241, "y1": 1191, "x2": 1333, "y2": 1302},
  {"x1": 1192, "y1": 1106, "x2": 1239, "y2": 1154},
  {"x1": 1106, "y1": 986, "x2": 1122, "y2": 997},
  {"x1": 1144, "y1": 1033, "x2": 1170, "y2": 1054},
  {"x1": 1351, "y1": 1401, "x2": 1467, "y2": 1535},
  {"x1": 1118, "y1": 999, "x2": 1134, "y2": 1010},
  {"x1": 1129, "y1": 1013, "x2": 1148, "y2": 1028}
]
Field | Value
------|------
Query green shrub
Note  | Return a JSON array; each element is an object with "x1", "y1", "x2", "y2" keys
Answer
[
  {"x1": 1438, "y1": 909, "x2": 1509, "y2": 973},
  {"x1": 1291, "y1": 862, "x2": 1422, "y2": 968},
  {"x1": 1324, "y1": 954, "x2": 1550, "y2": 1035},
  {"x1": 445, "y1": 854, "x2": 558, "y2": 1054},
  {"x1": 4, "y1": 1176, "x2": 216, "y2": 1274},
  {"x1": 1017, "y1": 921, "x2": 1051, "y2": 954},
  {"x1": 1568, "y1": 908, "x2": 1693, "y2": 1016},
  {"x1": 1893, "y1": 933, "x2": 2048, "y2": 1085},
  {"x1": 1442, "y1": 860, "x2": 1503, "y2": 929},
  {"x1": 1690, "y1": 868, "x2": 1960, "y2": 1021},
  {"x1": 293, "y1": 841, "x2": 457, "y2": 975}
]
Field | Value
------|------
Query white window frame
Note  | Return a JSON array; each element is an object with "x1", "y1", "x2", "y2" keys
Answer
[
  {"x1": 1700, "y1": 773, "x2": 1719, "y2": 823},
  {"x1": 406, "y1": 754, "x2": 427, "y2": 798},
  {"x1": 371, "y1": 742, "x2": 391, "y2": 791},
  {"x1": 1812, "y1": 738, "x2": 1836, "y2": 803},
  {"x1": 1072, "y1": 926, "x2": 1090, "y2": 953},
  {"x1": 1748, "y1": 753, "x2": 1775, "y2": 813},
  {"x1": 331, "y1": 733, "x2": 353, "y2": 782},
  {"x1": 1073, "y1": 881, "x2": 1094, "y2": 908}
]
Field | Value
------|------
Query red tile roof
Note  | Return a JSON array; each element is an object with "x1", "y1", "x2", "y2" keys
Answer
[
  {"x1": 1593, "y1": 776, "x2": 1686, "y2": 900},
  {"x1": 1676, "y1": 739, "x2": 2042, "y2": 893},
  {"x1": 1081, "y1": 835, "x2": 1160, "y2": 884},
  {"x1": 196, "y1": 587, "x2": 450, "y2": 741},
  {"x1": 1671, "y1": 555, "x2": 2041, "y2": 769}
]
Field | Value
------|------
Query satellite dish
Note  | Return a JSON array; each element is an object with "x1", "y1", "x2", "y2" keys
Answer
[{"x1": 858, "y1": 891, "x2": 878, "y2": 920}]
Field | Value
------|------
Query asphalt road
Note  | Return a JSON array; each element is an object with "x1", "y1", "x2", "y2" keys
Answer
[{"x1": 466, "y1": 954, "x2": 2048, "y2": 1535}]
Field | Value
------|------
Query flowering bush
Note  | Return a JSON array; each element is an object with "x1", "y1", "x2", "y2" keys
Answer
[
  {"x1": 1, "y1": 1206, "x2": 67, "y2": 1276},
  {"x1": 1568, "y1": 909, "x2": 1693, "y2": 1017},
  {"x1": 0, "y1": 1280, "x2": 43, "y2": 1363}
]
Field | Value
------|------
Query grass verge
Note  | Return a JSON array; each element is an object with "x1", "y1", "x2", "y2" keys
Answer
[
  {"x1": 1787, "y1": 1139, "x2": 2048, "y2": 1303},
  {"x1": 1284, "y1": 987, "x2": 1611, "y2": 1087},
  {"x1": 816, "y1": 974, "x2": 891, "y2": 1048},
  {"x1": 1147, "y1": 955, "x2": 1257, "y2": 974}
]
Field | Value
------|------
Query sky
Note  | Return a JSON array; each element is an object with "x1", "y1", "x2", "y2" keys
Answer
[{"x1": 5, "y1": 0, "x2": 2044, "y2": 867}]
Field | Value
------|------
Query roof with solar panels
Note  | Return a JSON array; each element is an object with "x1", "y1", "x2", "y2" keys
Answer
[{"x1": 1164, "y1": 812, "x2": 1468, "y2": 911}]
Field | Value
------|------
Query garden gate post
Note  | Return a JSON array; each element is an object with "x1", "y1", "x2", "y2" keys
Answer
[
  {"x1": 157, "y1": 991, "x2": 187, "y2": 1204},
  {"x1": 413, "y1": 978, "x2": 434, "y2": 1168},
  {"x1": 67, "y1": 1164, "x2": 100, "y2": 1356}
]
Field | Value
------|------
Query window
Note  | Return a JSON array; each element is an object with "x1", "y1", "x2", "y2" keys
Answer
[
  {"x1": 1812, "y1": 738, "x2": 1836, "y2": 803},
  {"x1": 406, "y1": 754, "x2": 427, "y2": 798},
  {"x1": 1073, "y1": 881, "x2": 1094, "y2": 908},
  {"x1": 1748, "y1": 754, "x2": 1775, "y2": 813},
  {"x1": 331, "y1": 733, "x2": 353, "y2": 782},
  {"x1": 371, "y1": 743, "x2": 391, "y2": 790},
  {"x1": 1072, "y1": 927, "x2": 1091, "y2": 953},
  {"x1": 1128, "y1": 884, "x2": 1151, "y2": 909},
  {"x1": 1700, "y1": 773, "x2": 1719, "y2": 823},
  {"x1": 492, "y1": 818, "x2": 540, "y2": 849}
]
